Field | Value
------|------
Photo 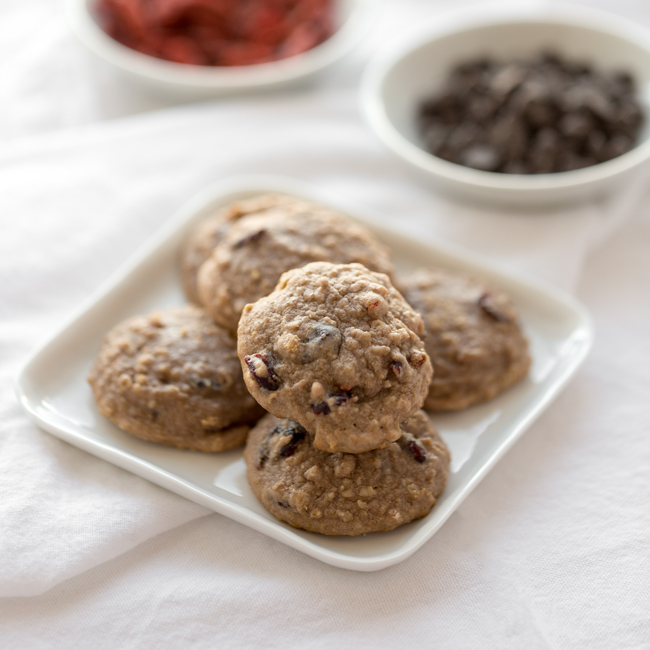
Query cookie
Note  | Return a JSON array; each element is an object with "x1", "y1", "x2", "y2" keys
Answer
[
  {"x1": 197, "y1": 195, "x2": 395, "y2": 332},
  {"x1": 88, "y1": 305, "x2": 264, "y2": 451},
  {"x1": 403, "y1": 269, "x2": 531, "y2": 411},
  {"x1": 245, "y1": 411, "x2": 450, "y2": 535},
  {"x1": 237, "y1": 262, "x2": 432, "y2": 454},
  {"x1": 180, "y1": 194, "x2": 297, "y2": 303}
]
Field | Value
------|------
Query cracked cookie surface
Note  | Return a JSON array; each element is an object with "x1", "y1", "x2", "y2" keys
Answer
[
  {"x1": 244, "y1": 411, "x2": 450, "y2": 536},
  {"x1": 403, "y1": 269, "x2": 531, "y2": 411},
  {"x1": 88, "y1": 305, "x2": 264, "y2": 451},
  {"x1": 237, "y1": 262, "x2": 432, "y2": 453},
  {"x1": 197, "y1": 196, "x2": 395, "y2": 332}
]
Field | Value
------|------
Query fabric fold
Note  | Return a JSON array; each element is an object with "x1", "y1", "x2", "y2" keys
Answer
[{"x1": 1, "y1": 91, "x2": 646, "y2": 597}]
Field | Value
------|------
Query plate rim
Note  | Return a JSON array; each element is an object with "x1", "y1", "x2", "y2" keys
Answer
[{"x1": 15, "y1": 174, "x2": 595, "y2": 571}]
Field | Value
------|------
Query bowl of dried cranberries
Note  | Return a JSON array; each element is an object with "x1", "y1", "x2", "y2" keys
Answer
[
  {"x1": 361, "y1": 3, "x2": 650, "y2": 207},
  {"x1": 67, "y1": 0, "x2": 371, "y2": 96}
]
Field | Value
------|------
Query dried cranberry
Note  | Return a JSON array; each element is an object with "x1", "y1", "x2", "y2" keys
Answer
[
  {"x1": 97, "y1": 0, "x2": 334, "y2": 67},
  {"x1": 312, "y1": 402, "x2": 330, "y2": 415},
  {"x1": 409, "y1": 354, "x2": 427, "y2": 369},
  {"x1": 244, "y1": 354, "x2": 280, "y2": 391},
  {"x1": 404, "y1": 438, "x2": 427, "y2": 464}
]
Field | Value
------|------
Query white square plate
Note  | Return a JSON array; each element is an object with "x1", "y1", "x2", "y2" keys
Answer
[{"x1": 16, "y1": 176, "x2": 593, "y2": 571}]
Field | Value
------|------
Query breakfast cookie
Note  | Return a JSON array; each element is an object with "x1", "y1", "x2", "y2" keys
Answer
[
  {"x1": 88, "y1": 305, "x2": 264, "y2": 451},
  {"x1": 179, "y1": 194, "x2": 297, "y2": 303},
  {"x1": 197, "y1": 197, "x2": 395, "y2": 332},
  {"x1": 237, "y1": 262, "x2": 432, "y2": 454},
  {"x1": 244, "y1": 411, "x2": 450, "y2": 536},
  {"x1": 403, "y1": 269, "x2": 531, "y2": 411}
]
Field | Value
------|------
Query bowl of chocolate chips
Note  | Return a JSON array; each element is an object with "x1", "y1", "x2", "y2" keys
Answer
[{"x1": 362, "y1": 4, "x2": 650, "y2": 207}]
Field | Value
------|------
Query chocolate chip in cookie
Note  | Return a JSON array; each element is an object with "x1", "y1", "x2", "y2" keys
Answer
[
  {"x1": 237, "y1": 262, "x2": 433, "y2": 453},
  {"x1": 244, "y1": 411, "x2": 450, "y2": 535}
]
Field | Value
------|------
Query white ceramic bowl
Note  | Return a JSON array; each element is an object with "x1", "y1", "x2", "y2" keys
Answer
[
  {"x1": 67, "y1": 0, "x2": 370, "y2": 97},
  {"x1": 361, "y1": 3, "x2": 650, "y2": 208}
]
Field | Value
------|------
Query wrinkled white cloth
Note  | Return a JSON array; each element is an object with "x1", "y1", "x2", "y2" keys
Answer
[{"x1": 0, "y1": 0, "x2": 649, "y2": 648}]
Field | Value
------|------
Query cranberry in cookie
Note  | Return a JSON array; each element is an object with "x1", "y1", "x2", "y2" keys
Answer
[
  {"x1": 237, "y1": 262, "x2": 432, "y2": 454},
  {"x1": 245, "y1": 411, "x2": 450, "y2": 535}
]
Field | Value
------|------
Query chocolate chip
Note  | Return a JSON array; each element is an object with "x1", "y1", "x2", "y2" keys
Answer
[
  {"x1": 261, "y1": 421, "x2": 308, "y2": 463},
  {"x1": 478, "y1": 292, "x2": 511, "y2": 323},
  {"x1": 244, "y1": 353, "x2": 280, "y2": 391},
  {"x1": 563, "y1": 83, "x2": 614, "y2": 121},
  {"x1": 423, "y1": 124, "x2": 448, "y2": 155},
  {"x1": 558, "y1": 152, "x2": 595, "y2": 172},
  {"x1": 559, "y1": 110, "x2": 595, "y2": 139},
  {"x1": 277, "y1": 425, "x2": 306, "y2": 458},
  {"x1": 300, "y1": 323, "x2": 341, "y2": 362},
  {"x1": 467, "y1": 94, "x2": 499, "y2": 123},
  {"x1": 312, "y1": 394, "x2": 349, "y2": 415},
  {"x1": 524, "y1": 99, "x2": 558, "y2": 129},
  {"x1": 586, "y1": 130, "x2": 607, "y2": 160},
  {"x1": 502, "y1": 160, "x2": 529, "y2": 174},
  {"x1": 490, "y1": 63, "x2": 527, "y2": 97},
  {"x1": 491, "y1": 113, "x2": 528, "y2": 161},
  {"x1": 610, "y1": 101, "x2": 643, "y2": 135},
  {"x1": 446, "y1": 122, "x2": 480, "y2": 155},
  {"x1": 233, "y1": 229, "x2": 266, "y2": 249},
  {"x1": 529, "y1": 128, "x2": 560, "y2": 173},
  {"x1": 613, "y1": 71, "x2": 634, "y2": 91},
  {"x1": 602, "y1": 133, "x2": 634, "y2": 161},
  {"x1": 195, "y1": 377, "x2": 221, "y2": 389}
]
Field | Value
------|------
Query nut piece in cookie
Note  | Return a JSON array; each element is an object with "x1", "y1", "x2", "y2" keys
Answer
[
  {"x1": 237, "y1": 262, "x2": 433, "y2": 454},
  {"x1": 179, "y1": 194, "x2": 299, "y2": 304},
  {"x1": 197, "y1": 196, "x2": 395, "y2": 332},
  {"x1": 403, "y1": 269, "x2": 531, "y2": 411},
  {"x1": 244, "y1": 411, "x2": 450, "y2": 536},
  {"x1": 88, "y1": 305, "x2": 264, "y2": 451}
]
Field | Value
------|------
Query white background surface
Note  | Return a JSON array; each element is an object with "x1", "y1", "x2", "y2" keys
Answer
[{"x1": 0, "y1": 0, "x2": 648, "y2": 648}]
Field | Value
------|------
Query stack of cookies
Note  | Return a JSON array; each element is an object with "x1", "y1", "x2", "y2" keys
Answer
[{"x1": 88, "y1": 193, "x2": 531, "y2": 536}]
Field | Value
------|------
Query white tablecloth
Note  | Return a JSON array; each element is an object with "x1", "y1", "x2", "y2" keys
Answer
[{"x1": 1, "y1": 0, "x2": 648, "y2": 647}]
